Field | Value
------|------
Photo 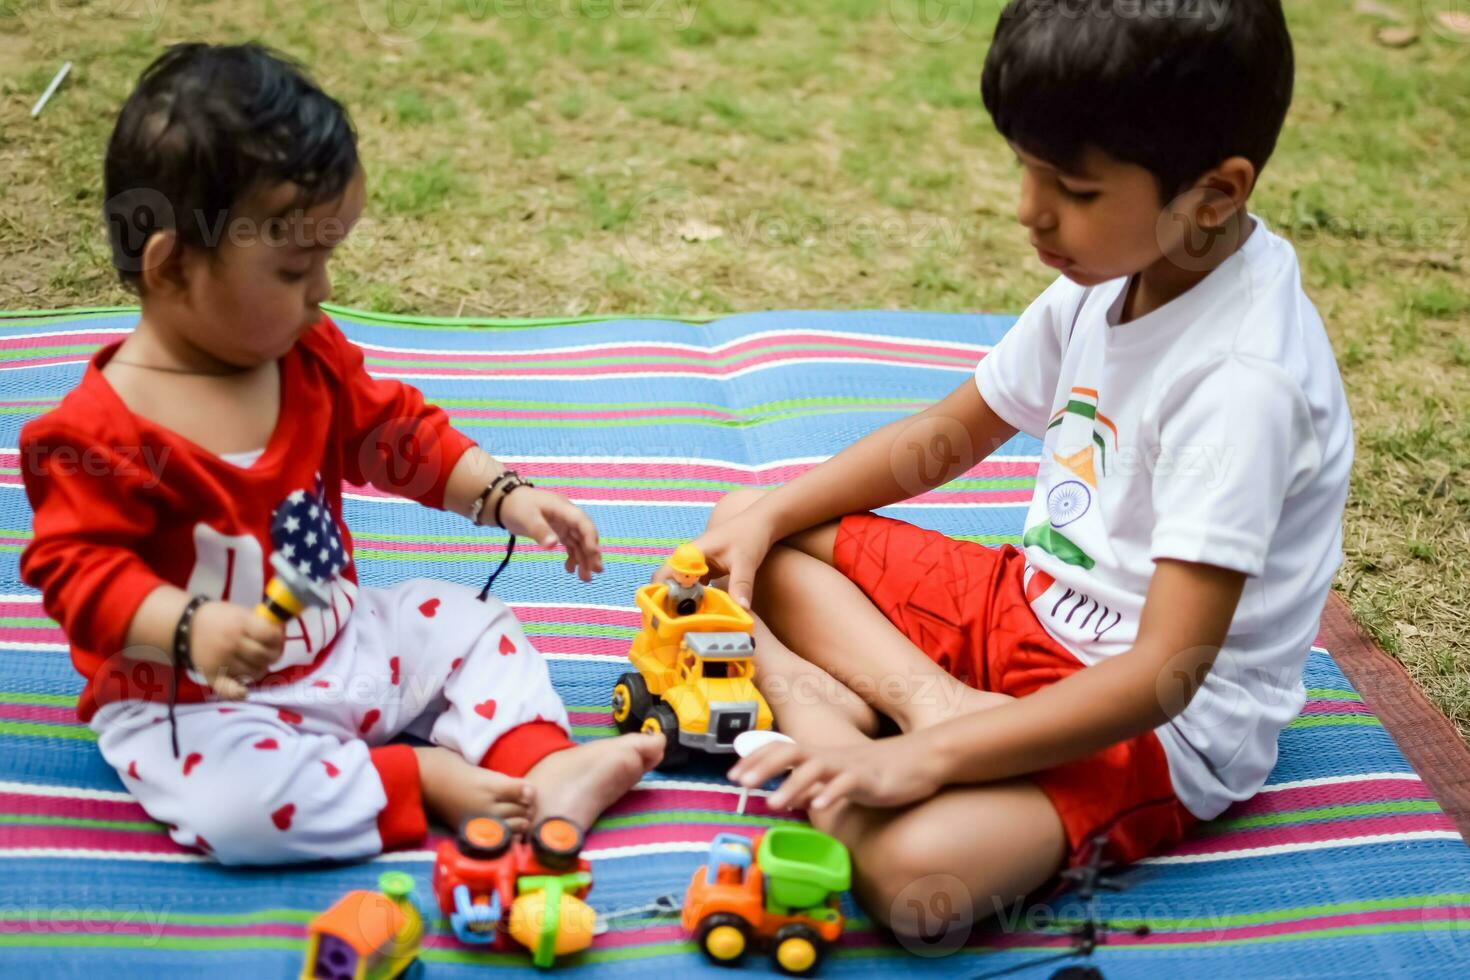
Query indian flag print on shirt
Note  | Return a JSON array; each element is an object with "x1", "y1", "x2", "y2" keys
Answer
[{"x1": 1023, "y1": 386, "x2": 1120, "y2": 571}]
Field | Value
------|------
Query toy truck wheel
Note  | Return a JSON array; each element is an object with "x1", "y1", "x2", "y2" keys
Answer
[
  {"x1": 610, "y1": 672, "x2": 652, "y2": 734},
  {"x1": 641, "y1": 702, "x2": 690, "y2": 771},
  {"x1": 695, "y1": 912, "x2": 753, "y2": 967},
  {"x1": 772, "y1": 923, "x2": 826, "y2": 976},
  {"x1": 529, "y1": 816, "x2": 585, "y2": 869},
  {"x1": 456, "y1": 815, "x2": 512, "y2": 860}
]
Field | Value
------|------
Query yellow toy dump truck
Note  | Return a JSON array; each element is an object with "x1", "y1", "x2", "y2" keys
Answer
[{"x1": 610, "y1": 548, "x2": 773, "y2": 771}]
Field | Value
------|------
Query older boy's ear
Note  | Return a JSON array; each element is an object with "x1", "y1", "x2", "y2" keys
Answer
[
  {"x1": 138, "y1": 230, "x2": 187, "y2": 296},
  {"x1": 1195, "y1": 157, "x2": 1257, "y2": 228}
]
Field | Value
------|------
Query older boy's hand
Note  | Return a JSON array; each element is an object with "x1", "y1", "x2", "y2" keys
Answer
[
  {"x1": 728, "y1": 734, "x2": 945, "y2": 812},
  {"x1": 651, "y1": 511, "x2": 775, "y2": 610},
  {"x1": 189, "y1": 601, "x2": 284, "y2": 700},
  {"x1": 498, "y1": 487, "x2": 604, "y2": 582}
]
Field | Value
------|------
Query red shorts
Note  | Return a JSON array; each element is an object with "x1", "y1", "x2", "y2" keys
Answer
[{"x1": 833, "y1": 513, "x2": 1198, "y2": 881}]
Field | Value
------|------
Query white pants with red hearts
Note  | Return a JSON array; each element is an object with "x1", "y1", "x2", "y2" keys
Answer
[{"x1": 88, "y1": 578, "x2": 573, "y2": 866}]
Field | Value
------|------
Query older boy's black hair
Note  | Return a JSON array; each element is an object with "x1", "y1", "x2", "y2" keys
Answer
[
  {"x1": 981, "y1": 0, "x2": 1294, "y2": 200},
  {"x1": 103, "y1": 42, "x2": 358, "y2": 291}
]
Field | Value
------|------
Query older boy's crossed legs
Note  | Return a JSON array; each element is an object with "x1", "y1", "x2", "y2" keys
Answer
[
  {"x1": 740, "y1": 613, "x2": 1067, "y2": 937},
  {"x1": 709, "y1": 489, "x2": 1013, "y2": 731},
  {"x1": 706, "y1": 490, "x2": 1067, "y2": 934}
]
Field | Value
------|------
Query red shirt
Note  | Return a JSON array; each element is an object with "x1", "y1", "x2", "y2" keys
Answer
[{"x1": 19, "y1": 316, "x2": 476, "y2": 722}]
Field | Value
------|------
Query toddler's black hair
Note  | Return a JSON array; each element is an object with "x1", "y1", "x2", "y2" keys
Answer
[
  {"x1": 104, "y1": 42, "x2": 358, "y2": 291},
  {"x1": 981, "y1": 0, "x2": 1294, "y2": 199}
]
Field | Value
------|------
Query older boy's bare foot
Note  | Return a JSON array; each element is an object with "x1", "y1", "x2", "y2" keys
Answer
[
  {"x1": 415, "y1": 745, "x2": 534, "y2": 834},
  {"x1": 523, "y1": 732, "x2": 664, "y2": 831},
  {"x1": 896, "y1": 682, "x2": 1016, "y2": 733}
]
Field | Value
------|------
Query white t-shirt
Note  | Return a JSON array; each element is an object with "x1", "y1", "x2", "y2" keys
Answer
[{"x1": 974, "y1": 216, "x2": 1353, "y2": 820}]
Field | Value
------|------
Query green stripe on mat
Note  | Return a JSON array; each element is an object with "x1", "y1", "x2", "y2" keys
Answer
[
  {"x1": 0, "y1": 808, "x2": 793, "y2": 837},
  {"x1": 0, "y1": 394, "x2": 937, "y2": 411},
  {"x1": 1205, "y1": 800, "x2": 1443, "y2": 832},
  {"x1": 0, "y1": 690, "x2": 1357, "y2": 713},
  {"x1": 1287, "y1": 714, "x2": 1380, "y2": 729},
  {"x1": 4, "y1": 893, "x2": 1462, "y2": 936},
  {"x1": 0, "y1": 693, "x2": 74, "y2": 706},
  {"x1": 0, "y1": 813, "x2": 161, "y2": 832},
  {"x1": 0, "y1": 721, "x2": 95, "y2": 741},
  {"x1": 0, "y1": 718, "x2": 1394, "y2": 756},
  {"x1": 0, "y1": 346, "x2": 973, "y2": 369},
  {"x1": 0, "y1": 922, "x2": 1465, "y2": 959}
]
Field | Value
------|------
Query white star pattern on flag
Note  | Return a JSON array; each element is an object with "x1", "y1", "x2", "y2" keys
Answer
[{"x1": 269, "y1": 473, "x2": 349, "y2": 585}]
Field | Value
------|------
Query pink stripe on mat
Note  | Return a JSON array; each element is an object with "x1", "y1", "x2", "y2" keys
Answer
[
  {"x1": 1227, "y1": 778, "x2": 1434, "y2": 818},
  {"x1": 1172, "y1": 812, "x2": 1459, "y2": 856},
  {"x1": 362, "y1": 333, "x2": 981, "y2": 361}
]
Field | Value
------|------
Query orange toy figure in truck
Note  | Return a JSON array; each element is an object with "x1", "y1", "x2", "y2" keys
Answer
[
  {"x1": 664, "y1": 542, "x2": 709, "y2": 616},
  {"x1": 431, "y1": 815, "x2": 596, "y2": 968},
  {"x1": 610, "y1": 545, "x2": 774, "y2": 770},
  {"x1": 683, "y1": 827, "x2": 851, "y2": 976}
]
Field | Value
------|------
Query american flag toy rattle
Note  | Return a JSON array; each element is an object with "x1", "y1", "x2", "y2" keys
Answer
[
  {"x1": 255, "y1": 552, "x2": 332, "y2": 626},
  {"x1": 257, "y1": 481, "x2": 347, "y2": 625}
]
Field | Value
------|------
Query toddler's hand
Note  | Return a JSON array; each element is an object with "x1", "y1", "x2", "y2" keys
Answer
[
  {"x1": 187, "y1": 601, "x2": 284, "y2": 700},
  {"x1": 499, "y1": 487, "x2": 604, "y2": 582}
]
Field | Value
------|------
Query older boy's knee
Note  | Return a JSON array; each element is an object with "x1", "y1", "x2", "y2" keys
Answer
[
  {"x1": 847, "y1": 817, "x2": 1009, "y2": 940},
  {"x1": 707, "y1": 487, "x2": 767, "y2": 529}
]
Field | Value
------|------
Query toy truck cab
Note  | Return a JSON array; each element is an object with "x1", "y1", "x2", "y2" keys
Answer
[
  {"x1": 683, "y1": 828, "x2": 850, "y2": 976},
  {"x1": 611, "y1": 581, "x2": 773, "y2": 770}
]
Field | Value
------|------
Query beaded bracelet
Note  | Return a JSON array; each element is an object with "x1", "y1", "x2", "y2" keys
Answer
[
  {"x1": 492, "y1": 478, "x2": 532, "y2": 529},
  {"x1": 167, "y1": 595, "x2": 208, "y2": 759},
  {"x1": 469, "y1": 471, "x2": 511, "y2": 526},
  {"x1": 473, "y1": 471, "x2": 536, "y2": 601},
  {"x1": 470, "y1": 470, "x2": 536, "y2": 529}
]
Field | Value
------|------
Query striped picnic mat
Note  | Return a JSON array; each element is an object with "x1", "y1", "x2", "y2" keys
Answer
[{"x1": 0, "y1": 306, "x2": 1465, "y2": 978}]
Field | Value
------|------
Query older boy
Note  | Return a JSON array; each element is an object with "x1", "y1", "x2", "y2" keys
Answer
[{"x1": 665, "y1": 0, "x2": 1352, "y2": 937}]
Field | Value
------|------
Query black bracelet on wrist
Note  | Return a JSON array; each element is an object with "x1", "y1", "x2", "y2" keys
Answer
[
  {"x1": 173, "y1": 595, "x2": 206, "y2": 670},
  {"x1": 492, "y1": 478, "x2": 533, "y2": 529},
  {"x1": 476, "y1": 470, "x2": 517, "y2": 525},
  {"x1": 474, "y1": 472, "x2": 536, "y2": 602},
  {"x1": 470, "y1": 470, "x2": 518, "y2": 526},
  {"x1": 167, "y1": 595, "x2": 208, "y2": 759}
]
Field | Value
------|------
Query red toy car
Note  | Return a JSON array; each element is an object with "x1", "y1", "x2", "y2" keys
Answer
[{"x1": 431, "y1": 815, "x2": 595, "y2": 967}]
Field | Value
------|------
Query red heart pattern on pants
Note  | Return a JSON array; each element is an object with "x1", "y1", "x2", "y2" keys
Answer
[
  {"x1": 182, "y1": 752, "x2": 203, "y2": 776},
  {"x1": 359, "y1": 709, "x2": 381, "y2": 735},
  {"x1": 271, "y1": 803, "x2": 295, "y2": 831},
  {"x1": 474, "y1": 699, "x2": 497, "y2": 721},
  {"x1": 419, "y1": 598, "x2": 440, "y2": 618},
  {"x1": 498, "y1": 634, "x2": 517, "y2": 656},
  {"x1": 254, "y1": 738, "x2": 279, "y2": 751}
]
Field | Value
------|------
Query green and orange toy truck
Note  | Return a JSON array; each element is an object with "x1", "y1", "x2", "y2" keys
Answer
[{"x1": 683, "y1": 827, "x2": 851, "y2": 976}]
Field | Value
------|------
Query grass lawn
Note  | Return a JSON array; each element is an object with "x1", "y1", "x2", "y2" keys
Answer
[{"x1": 0, "y1": 0, "x2": 1466, "y2": 740}]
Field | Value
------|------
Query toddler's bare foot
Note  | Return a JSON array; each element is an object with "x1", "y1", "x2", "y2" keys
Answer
[
  {"x1": 415, "y1": 746, "x2": 534, "y2": 834},
  {"x1": 896, "y1": 682, "x2": 1016, "y2": 733},
  {"x1": 523, "y1": 732, "x2": 664, "y2": 830}
]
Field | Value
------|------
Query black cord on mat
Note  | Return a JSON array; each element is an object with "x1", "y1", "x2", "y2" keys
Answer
[{"x1": 477, "y1": 532, "x2": 516, "y2": 602}]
